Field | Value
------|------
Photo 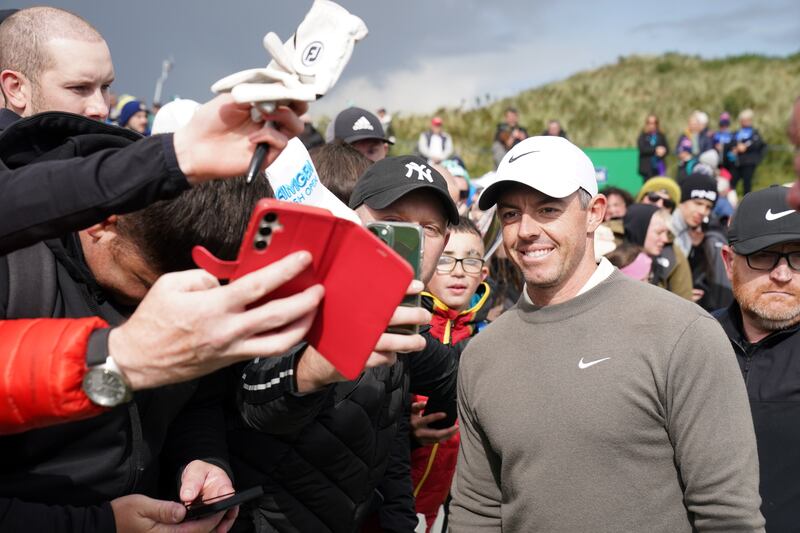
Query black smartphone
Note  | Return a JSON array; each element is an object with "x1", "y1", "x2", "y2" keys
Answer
[
  {"x1": 367, "y1": 222, "x2": 424, "y2": 335},
  {"x1": 421, "y1": 394, "x2": 458, "y2": 430},
  {"x1": 183, "y1": 486, "x2": 264, "y2": 521}
]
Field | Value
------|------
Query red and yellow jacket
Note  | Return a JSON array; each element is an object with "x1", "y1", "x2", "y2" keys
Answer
[
  {"x1": 0, "y1": 318, "x2": 109, "y2": 434},
  {"x1": 411, "y1": 282, "x2": 491, "y2": 530}
]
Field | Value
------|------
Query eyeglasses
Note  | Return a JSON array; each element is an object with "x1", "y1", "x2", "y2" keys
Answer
[
  {"x1": 745, "y1": 251, "x2": 800, "y2": 271},
  {"x1": 436, "y1": 255, "x2": 485, "y2": 274},
  {"x1": 646, "y1": 192, "x2": 675, "y2": 210}
]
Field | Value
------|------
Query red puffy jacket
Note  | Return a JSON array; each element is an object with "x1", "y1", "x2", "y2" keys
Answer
[{"x1": 0, "y1": 318, "x2": 109, "y2": 434}]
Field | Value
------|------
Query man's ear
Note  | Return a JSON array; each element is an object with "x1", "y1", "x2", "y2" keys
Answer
[
  {"x1": 721, "y1": 244, "x2": 735, "y2": 282},
  {"x1": 587, "y1": 194, "x2": 607, "y2": 232},
  {"x1": 85, "y1": 215, "x2": 120, "y2": 242},
  {"x1": 0, "y1": 70, "x2": 32, "y2": 114}
]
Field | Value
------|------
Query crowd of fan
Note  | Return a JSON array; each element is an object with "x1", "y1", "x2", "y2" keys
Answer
[{"x1": 5, "y1": 5, "x2": 800, "y2": 533}]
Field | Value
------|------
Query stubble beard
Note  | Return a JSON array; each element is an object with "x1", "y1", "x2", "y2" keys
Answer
[{"x1": 733, "y1": 279, "x2": 800, "y2": 332}]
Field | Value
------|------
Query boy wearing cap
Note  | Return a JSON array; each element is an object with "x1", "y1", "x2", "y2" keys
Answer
[
  {"x1": 232, "y1": 156, "x2": 462, "y2": 533},
  {"x1": 717, "y1": 185, "x2": 800, "y2": 529},
  {"x1": 449, "y1": 136, "x2": 763, "y2": 531},
  {"x1": 327, "y1": 106, "x2": 393, "y2": 162}
]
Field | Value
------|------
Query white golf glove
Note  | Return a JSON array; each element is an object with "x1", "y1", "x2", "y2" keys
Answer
[{"x1": 211, "y1": 0, "x2": 367, "y2": 105}]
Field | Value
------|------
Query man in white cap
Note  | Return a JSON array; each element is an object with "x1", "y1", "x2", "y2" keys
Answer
[{"x1": 449, "y1": 136, "x2": 764, "y2": 532}]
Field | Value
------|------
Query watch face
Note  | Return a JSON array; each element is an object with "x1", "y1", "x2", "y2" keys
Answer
[{"x1": 83, "y1": 368, "x2": 129, "y2": 407}]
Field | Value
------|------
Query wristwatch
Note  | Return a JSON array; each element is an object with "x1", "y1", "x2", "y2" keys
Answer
[{"x1": 82, "y1": 356, "x2": 133, "y2": 407}]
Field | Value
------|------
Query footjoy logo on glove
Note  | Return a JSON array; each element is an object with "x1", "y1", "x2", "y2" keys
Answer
[
  {"x1": 578, "y1": 357, "x2": 611, "y2": 369},
  {"x1": 765, "y1": 208, "x2": 795, "y2": 221},
  {"x1": 302, "y1": 41, "x2": 324, "y2": 66},
  {"x1": 405, "y1": 162, "x2": 433, "y2": 183}
]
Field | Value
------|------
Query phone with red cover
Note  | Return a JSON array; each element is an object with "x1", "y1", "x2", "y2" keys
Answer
[{"x1": 192, "y1": 199, "x2": 413, "y2": 379}]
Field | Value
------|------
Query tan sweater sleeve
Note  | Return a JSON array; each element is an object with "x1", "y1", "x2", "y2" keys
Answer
[
  {"x1": 668, "y1": 246, "x2": 694, "y2": 301},
  {"x1": 449, "y1": 353, "x2": 503, "y2": 531},
  {"x1": 665, "y1": 315, "x2": 764, "y2": 531}
]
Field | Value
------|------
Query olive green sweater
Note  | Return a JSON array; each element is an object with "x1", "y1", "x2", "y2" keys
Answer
[{"x1": 450, "y1": 269, "x2": 764, "y2": 532}]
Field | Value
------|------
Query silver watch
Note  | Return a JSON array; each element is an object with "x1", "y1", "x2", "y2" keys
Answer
[{"x1": 82, "y1": 356, "x2": 133, "y2": 407}]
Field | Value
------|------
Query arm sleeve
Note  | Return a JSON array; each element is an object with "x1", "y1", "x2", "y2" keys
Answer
[
  {"x1": 668, "y1": 248, "x2": 694, "y2": 301},
  {"x1": 375, "y1": 401, "x2": 418, "y2": 532},
  {"x1": 161, "y1": 371, "x2": 232, "y2": 495},
  {"x1": 665, "y1": 316, "x2": 765, "y2": 531},
  {"x1": 0, "y1": 497, "x2": 116, "y2": 533},
  {"x1": 448, "y1": 351, "x2": 502, "y2": 531},
  {"x1": 417, "y1": 133, "x2": 430, "y2": 158},
  {"x1": 408, "y1": 332, "x2": 458, "y2": 424},
  {"x1": 237, "y1": 344, "x2": 333, "y2": 437},
  {"x1": 441, "y1": 134, "x2": 454, "y2": 160},
  {"x1": 0, "y1": 134, "x2": 190, "y2": 255},
  {"x1": 0, "y1": 318, "x2": 110, "y2": 434}
]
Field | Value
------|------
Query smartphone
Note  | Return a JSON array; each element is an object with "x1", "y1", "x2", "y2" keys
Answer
[
  {"x1": 421, "y1": 394, "x2": 458, "y2": 430},
  {"x1": 184, "y1": 486, "x2": 264, "y2": 521},
  {"x1": 193, "y1": 199, "x2": 414, "y2": 379},
  {"x1": 367, "y1": 222, "x2": 424, "y2": 335}
]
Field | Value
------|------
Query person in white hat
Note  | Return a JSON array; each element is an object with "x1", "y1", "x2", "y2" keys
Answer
[{"x1": 449, "y1": 136, "x2": 764, "y2": 532}]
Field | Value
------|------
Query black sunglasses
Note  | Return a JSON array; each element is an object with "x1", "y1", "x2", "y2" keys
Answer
[{"x1": 646, "y1": 192, "x2": 675, "y2": 210}]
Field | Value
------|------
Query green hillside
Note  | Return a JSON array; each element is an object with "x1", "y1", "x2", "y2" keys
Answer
[{"x1": 389, "y1": 52, "x2": 800, "y2": 190}]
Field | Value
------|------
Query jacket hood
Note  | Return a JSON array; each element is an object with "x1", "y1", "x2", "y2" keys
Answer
[{"x1": 0, "y1": 111, "x2": 140, "y2": 169}]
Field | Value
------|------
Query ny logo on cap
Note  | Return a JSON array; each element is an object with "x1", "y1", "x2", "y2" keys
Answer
[
  {"x1": 405, "y1": 162, "x2": 433, "y2": 183},
  {"x1": 352, "y1": 116, "x2": 374, "y2": 131}
]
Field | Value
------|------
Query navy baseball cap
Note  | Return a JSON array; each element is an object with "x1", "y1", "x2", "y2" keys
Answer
[{"x1": 331, "y1": 107, "x2": 393, "y2": 145}]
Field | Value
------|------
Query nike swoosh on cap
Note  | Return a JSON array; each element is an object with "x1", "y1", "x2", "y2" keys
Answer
[
  {"x1": 765, "y1": 208, "x2": 795, "y2": 221},
  {"x1": 508, "y1": 150, "x2": 540, "y2": 164},
  {"x1": 578, "y1": 357, "x2": 611, "y2": 369}
]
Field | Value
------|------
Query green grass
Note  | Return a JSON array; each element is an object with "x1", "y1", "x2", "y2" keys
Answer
[{"x1": 382, "y1": 52, "x2": 800, "y2": 191}]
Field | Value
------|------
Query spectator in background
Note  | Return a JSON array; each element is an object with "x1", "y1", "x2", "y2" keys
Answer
[
  {"x1": 376, "y1": 106, "x2": 396, "y2": 144},
  {"x1": 622, "y1": 204, "x2": 692, "y2": 299},
  {"x1": 492, "y1": 106, "x2": 527, "y2": 167},
  {"x1": 600, "y1": 186, "x2": 633, "y2": 220},
  {"x1": 117, "y1": 100, "x2": 149, "y2": 135},
  {"x1": 714, "y1": 111, "x2": 735, "y2": 171},
  {"x1": 442, "y1": 158, "x2": 474, "y2": 214},
  {"x1": 675, "y1": 110, "x2": 714, "y2": 181},
  {"x1": 418, "y1": 116, "x2": 454, "y2": 163},
  {"x1": 297, "y1": 112, "x2": 325, "y2": 150},
  {"x1": 788, "y1": 96, "x2": 800, "y2": 209},
  {"x1": 637, "y1": 114, "x2": 668, "y2": 180},
  {"x1": 542, "y1": 119, "x2": 568, "y2": 139},
  {"x1": 411, "y1": 216, "x2": 491, "y2": 532},
  {"x1": 605, "y1": 242, "x2": 652, "y2": 282},
  {"x1": 309, "y1": 141, "x2": 371, "y2": 204},
  {"x1": 327, "y1": 106, "x2": 393, "y2": 162},
  {"x1": 729, "y1": 109, "x2": 766, "y2": 195},
  {"x1": 717, "y1": 185, "x2": 800, "y2": 530},
  {"x1": 637, "y1": 176, "x2": 681, "y2": 213}
]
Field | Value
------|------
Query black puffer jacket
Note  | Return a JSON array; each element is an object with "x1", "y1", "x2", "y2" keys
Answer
[
  {"x1": 0, "y1": 116, "x2": 227, "y2": 532},
  {"x1": 229, "y1": 333, "x2": 459, "y2": 533}
]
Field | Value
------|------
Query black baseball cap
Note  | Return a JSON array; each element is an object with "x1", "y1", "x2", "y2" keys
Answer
[
  {"x1": 348, "y1": 155, "x2": 459, "y2": 224},
  {"x1": 331, "y1": 107, "x2": 393, "y2": 145},
  {"x1": 728, "y1": 185, "x2": 800, "y2": 255}
]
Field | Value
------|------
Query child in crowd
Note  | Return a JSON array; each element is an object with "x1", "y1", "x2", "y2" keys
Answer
[{"x1": 411, "y1": 216, "x2": 492, "y2": 532}]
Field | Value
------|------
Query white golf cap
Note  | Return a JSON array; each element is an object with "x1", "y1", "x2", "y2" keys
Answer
[{"x1": 478, "y1": 136, "x2": 598, "y2": 210}]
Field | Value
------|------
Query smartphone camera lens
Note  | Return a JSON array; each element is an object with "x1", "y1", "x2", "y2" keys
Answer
[
  {"x1": 264, "y1": 213, "x2": 277, "y2": 223},
  {"x1": 259, "y1": 226, "x2": 272, "y2": 236},
  {"x1": 254, "y1": 240, "x2": 267, "y2": 250}
]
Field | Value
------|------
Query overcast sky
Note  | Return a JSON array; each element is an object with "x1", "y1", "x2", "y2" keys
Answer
[{"x1": 12, "y1": 0, "x2": 800, "y2": 118}]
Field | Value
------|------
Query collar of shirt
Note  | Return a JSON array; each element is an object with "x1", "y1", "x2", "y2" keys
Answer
[{"x1": 523, "y1": 257, "x2": 615, "y2": 306}]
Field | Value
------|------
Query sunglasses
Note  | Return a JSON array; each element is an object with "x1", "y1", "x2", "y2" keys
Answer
[
  {"x1": 459, "y1": 189, "x2": 470, "y2": 201},
  {"x1": 646, "y1": 192, "x2": 675, "y2": 210},
  {"x1": 745, "y1": 251, "x2": 800, "y2": 271}
]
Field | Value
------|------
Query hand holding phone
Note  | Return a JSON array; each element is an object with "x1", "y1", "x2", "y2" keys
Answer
[{"x1": 184, "y1": 486, "x2": 264, "y2": 521}]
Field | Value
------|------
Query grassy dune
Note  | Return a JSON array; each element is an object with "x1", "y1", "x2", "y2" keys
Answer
[{"x1": 388, "y1": 52, "x2": 800, "y2": 190}]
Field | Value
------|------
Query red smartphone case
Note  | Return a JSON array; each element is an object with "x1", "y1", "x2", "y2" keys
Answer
[{"x1": 192, "y1": 199, "x2": 413, "y2": 379}]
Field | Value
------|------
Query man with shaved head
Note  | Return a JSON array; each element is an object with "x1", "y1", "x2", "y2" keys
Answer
[{"x1": 0, "y1": 7, "x2": 113, "y2": 123}]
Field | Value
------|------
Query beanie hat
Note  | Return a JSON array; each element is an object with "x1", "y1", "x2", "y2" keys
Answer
[
  {"x1": 636, "y1": 176, "x2": 681, "y2": 205},
  {"x1": 118, "y1": 100, "x2": 147, "y2": 127},
  {"x1": 680, "y1": 173, "x2": 718, "y2": 206},
  {"x1": 623, "y1": 204, "x2": 660, "y2": 247}
]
